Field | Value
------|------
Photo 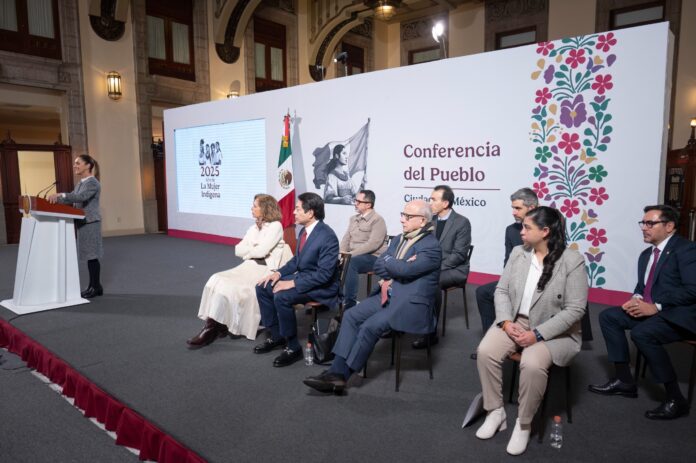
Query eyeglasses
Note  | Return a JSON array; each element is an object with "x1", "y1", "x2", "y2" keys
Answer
[
  {"x1": 400, "y1": 212, "x2": 424, "y2": 220},
  {"x1": 354, "y1": 199, "x2": 372, "y2": 205},
  {"x1": 638, "y1": 220, "x2": 667, "y2": 229}
]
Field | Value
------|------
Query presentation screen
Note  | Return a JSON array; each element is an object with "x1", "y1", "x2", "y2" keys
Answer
[{"x1": 174, "y1": 120, "x2": 266, "y2": 218}]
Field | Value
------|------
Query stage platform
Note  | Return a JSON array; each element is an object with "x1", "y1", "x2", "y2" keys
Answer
[{"x1": 1, "y1": 234, "x2": 694, "y2": 462}]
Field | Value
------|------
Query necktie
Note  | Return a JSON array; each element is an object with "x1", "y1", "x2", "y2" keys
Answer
[
  {"x1": 643, "y1": 247, "x2": 661, "y2": 303},
  {"x1": 298, "y1": 229, "x2": 307, "y2": 253},
  {"x1": 380, "y1": 282, "x2": 390, "y2": 306}
]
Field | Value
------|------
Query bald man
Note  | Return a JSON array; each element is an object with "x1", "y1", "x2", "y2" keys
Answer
[{"x1": 303, "y1": 200, "x2": 442, "y2": 393}]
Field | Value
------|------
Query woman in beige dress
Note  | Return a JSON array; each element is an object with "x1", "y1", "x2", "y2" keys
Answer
[{"x1": 187, "y1": 194, "x2": 292, "y2": 347}]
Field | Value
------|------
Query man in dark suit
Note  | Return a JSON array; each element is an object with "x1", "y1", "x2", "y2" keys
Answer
[
  {"x1": 589, "y1": 205, "x2": 696, "y2": 419},
  {"x1": 472, "y1": 188, "x2": 538, "y2": 359},
  {"x1": 412, "y1": 184, "x2": 471, "y2": 349},
  {"x1": 303, "y1": 200, "x2": 441, "y2": 393},
  {"x1": 255, "y1": 192, "x2": 339, "y2": 367}
]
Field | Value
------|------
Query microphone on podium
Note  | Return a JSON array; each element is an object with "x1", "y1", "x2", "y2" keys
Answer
[{"x1": 36, "y1": 181, "x2": 58, "y2": 199}]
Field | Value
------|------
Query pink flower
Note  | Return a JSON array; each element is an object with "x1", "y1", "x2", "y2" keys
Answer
[
  {"x1": 535, "y1": 87, "x2": 552, "y2": 105},
  {"x1": 533, "y1": 181, "x2": 549, "y2": 198},
  {"x1": 596, "y1": 33, "x2": 617, "y2": 52},
  {"x1": 558, "y1": 132, "x2": 580, "y2": 154},
  {"x1": 560, "y1": 199, "x2": 580, "y2": 218},
  {"x1": 591, "y1": 74, "x2": 613, "y2": 95},
  {"x1": 536, "y1": 42, "x2": 554, "y2": 56},
  {"x1": 587, "y1": 227, "x2": 608, "y2": 247},
  {"x1": 589, "y1": 187, "x2": 609, "y2": 205},
  {"x1": 565, "y1": 49, "x2": 586, "y2": 69}
]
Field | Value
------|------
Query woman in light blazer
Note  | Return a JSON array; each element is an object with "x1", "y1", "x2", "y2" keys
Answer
[
  {"x1": 475, "y1": 206, "x2": 588, "y2": 455},
  {"x1": 187, "y1": 194, "x2": 292, "y2": 347},
  {"x1": 48, "y1": 154, "x2": 103, "y2": 298}
]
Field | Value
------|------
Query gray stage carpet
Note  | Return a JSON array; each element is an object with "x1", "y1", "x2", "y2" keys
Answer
[{"x1": 1, "y1": 234, "x2": 695, "y2": 462}]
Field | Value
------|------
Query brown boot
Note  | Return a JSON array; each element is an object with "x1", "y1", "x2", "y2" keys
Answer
[{"x1": 187, "y1": 318, "x2": 228, "y2": 348}]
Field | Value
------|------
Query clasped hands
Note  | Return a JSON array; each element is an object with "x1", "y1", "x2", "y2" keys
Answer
[
  {"x1": 621, "y1": 296, "x2": 657, "y2": 318},
  {"x1": 503, "y1": 322, "x2": 537, "y2": 348},
  {"x1": 257, "y1": 271, "x2": 294, "y2": 293}
]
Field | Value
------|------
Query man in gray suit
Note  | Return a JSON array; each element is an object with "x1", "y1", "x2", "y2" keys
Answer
[{"x1": 413, "y1": 184, "x2": 472, "y2": 349}]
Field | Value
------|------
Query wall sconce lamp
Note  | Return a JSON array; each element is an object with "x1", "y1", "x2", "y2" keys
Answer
[
  {"x1": 227, "y1": 80, "x2": 241, "y2": 99},
  {"x1": 432, "y1": 21, "x2": 448, "y2": 59},
  {"x1": 686, "y1": 117, "x2": 696, "y2": 150},
  {"x1": 106, "y1": 71, "x2": 122, "y2": 100}
]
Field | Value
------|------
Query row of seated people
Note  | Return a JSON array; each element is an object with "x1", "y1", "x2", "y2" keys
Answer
[{"x1": 185, "y1": 188, "x2": 695, "y2": 456}]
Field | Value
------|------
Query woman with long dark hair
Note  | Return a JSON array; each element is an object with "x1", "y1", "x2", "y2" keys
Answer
[
  {"x1": 48, "y1": 154, "x2": 103, "y2": 298},
  {"x1": 474, "y1": 206, "x2": 587, "y2": 455},
  {"x1": 324, "y1": 144, "x2": 358, "y2": 205}
]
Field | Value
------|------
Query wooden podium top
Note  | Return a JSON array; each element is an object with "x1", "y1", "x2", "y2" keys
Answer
[{"x1": 18, "y1": 195, "x2": 85, "y2": 219}]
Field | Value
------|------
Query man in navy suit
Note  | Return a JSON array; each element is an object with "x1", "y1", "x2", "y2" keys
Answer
[
  {"x1": 303, "y1": 199, "x2": 442, "y2": 393},
  {"x1": 589, "y1": 205, "x2": 696, "y2": 419},
  {"x1": 255, "y1": 192, "x2": 339, "y2": 367}
]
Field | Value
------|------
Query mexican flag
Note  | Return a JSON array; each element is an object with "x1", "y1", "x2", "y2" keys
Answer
[{"x1": 275, "y1": 113, "x2": 295, "y2": 228}]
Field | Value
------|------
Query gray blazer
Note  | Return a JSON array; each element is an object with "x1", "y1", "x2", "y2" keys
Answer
[
  {"x1": 433, "y1": 210, "x2": 472, "y2": 285},
  {"x1": 494, "y1": 246, "x2": 588, "y2": 366},
  {"x1": 60, "y1": 176, "x2": 101, "y2": 223}
]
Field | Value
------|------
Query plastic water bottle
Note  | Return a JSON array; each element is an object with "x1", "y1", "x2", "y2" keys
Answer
[
  {"x1": 549, "y1": 415, "x2": 563, "y2": 449},
  {"x1": 304, "y1": 342, "x2": 314, "y2": 366}
]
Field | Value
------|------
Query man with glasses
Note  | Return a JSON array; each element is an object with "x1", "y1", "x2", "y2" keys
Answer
[
  {"x1": 412, "y1": 184, "x2": 472, "y2": 349},
  {"x1": 589, "y1": 205, "x2": 696, "y2": 419},
  {"x1": 303, "y1": 200, "x2": 441, "y2": 394},
  {"x1": 340, "y1": 190, "x2": 388, "y2": 309}
]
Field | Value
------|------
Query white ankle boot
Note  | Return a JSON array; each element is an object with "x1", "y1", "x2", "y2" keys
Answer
[
  {"x1": 475, "y1": 407, "x2": 507, "y2": 439},
  {"x1": 506, "y1": 418, "x2": 531, "y2": 455}
]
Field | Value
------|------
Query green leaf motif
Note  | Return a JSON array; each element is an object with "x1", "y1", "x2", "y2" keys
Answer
[
  {"x1": 603, "y1": 126, "x2": 613, "y2": 135},
  {"x1": 596, "y1": 277, "x2": 606, "y2": 286}
]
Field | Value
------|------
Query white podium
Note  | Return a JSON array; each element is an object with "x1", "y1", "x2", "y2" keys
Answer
[{"x1": 1, "y1": 196, "x2": 90, "y2": 314}]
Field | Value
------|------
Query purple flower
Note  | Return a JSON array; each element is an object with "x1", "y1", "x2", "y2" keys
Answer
[
  {"x1": 607, "y1": 54, "x2": 616, "y2": 67},
  {"x1": 544, "y1": 65, "x2": 555, "y2": 84},
  {"x1": 560, "y1": 95, "x2": 587, "y2": 128},
  {"x1": 585, "y1": 251, "x2": 605, "y2": 263},
  {"x1": 587, "y1": 209, "x2": 598, "y2": 218},
  {"x1": 594, "y1": 96, "x2": 605, "y2": 104},
  {"x1": 532, "y1": 105, "x2": 542, "y2": 115}
]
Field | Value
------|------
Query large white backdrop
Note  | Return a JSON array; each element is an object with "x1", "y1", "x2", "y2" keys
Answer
[{"x1": 165, "y1": 23, "x2": 672, "y2": 299}]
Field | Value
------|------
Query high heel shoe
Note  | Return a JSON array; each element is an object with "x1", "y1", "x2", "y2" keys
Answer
[{"x1": 475, "y1": 407, "x2": 507, "y2": 439}]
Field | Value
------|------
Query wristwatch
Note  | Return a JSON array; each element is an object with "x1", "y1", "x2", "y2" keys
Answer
[{"x1": 533, "y1": 329, "x2": 544, "y2": 342}]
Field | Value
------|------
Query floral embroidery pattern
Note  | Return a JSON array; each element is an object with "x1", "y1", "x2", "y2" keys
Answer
[{"x1": 530, "y1": 34, "x2": 617, "y2": 288}]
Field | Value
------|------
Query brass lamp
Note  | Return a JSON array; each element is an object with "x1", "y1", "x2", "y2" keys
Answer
[{"x1": 106, "y1": 71, "x2": 122, "y2": 100}]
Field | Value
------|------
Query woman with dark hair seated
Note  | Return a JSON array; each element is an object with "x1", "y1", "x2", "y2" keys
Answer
[
  {"x1": 187, "y1": 194, "x2": 292, "y2": 347},
  {"x1": 474, "y1": 206, "x2": 588, "y2": 455}
]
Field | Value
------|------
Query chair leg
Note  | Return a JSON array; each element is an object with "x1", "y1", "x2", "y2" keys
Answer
[
  {"x1": 634, "y1": 351, "x2": 643, "y2": 382},
  {"x1": 427, "y1": 332, "x2": 433, "y2": 380},
  {"x1": 395, "y1": 333, "x2": 402, "y2": 392},
  {"x1": 688, "y1": 346, "x2": 696, "y2": 407},
  {"x1": 462, "y1": 286, "x2": 469, "y2": 329},
  {"x1": 441, "y1": 289, "x2": 448, "y2": 337},
  {"x1": 566, "y1": 366, "x2": 572, "y2": 424},
  {"x1": 366, "y1": 273, "x2": 372, "y2": 298},
  {"x1": 508, "y1": 361, "x2": 518, "y2": 404},
  {"x1": 390, "y1": 333, "x2": 396, "y2": 367},
  {"x1": 537, "y1": 387, "x2": 549, "y2": 444}
]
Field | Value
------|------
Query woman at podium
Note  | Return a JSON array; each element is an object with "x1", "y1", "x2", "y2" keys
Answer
[
  {"x1": 187, "y1": 194, "x2": 292, "y2": 347},
  {"x1": 48, "y1": 154, "x2": 103, "y2": 299}
]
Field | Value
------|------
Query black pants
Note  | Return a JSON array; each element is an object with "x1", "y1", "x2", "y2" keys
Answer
[{"x1": 475, "y1": 280, "x2": 498, "y2": 335}]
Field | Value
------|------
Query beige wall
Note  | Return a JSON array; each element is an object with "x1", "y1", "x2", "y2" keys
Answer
[
  {"x1": 673, "y1": 0, "x2": 696, "y2": 150},
  {"x1": 548, "y1": 0, "x2": 596, "y2": 41},
  {"x1": 208, "y1": 3, "x2": 248, "y2": 99},
  {"x1": 77, "y1": 0, "x2": 144, "y2": 236},
  {"x1": 449, "y1": 2, "x2": 485, "y2": 57}
]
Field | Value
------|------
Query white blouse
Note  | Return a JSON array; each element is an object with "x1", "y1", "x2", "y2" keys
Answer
[{"x1": 517, "y1": 251, "x2": 543, "y2": 317}]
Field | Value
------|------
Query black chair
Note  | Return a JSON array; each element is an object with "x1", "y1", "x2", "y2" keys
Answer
[
  {"x1": 391, "y1": 331, "x2": 433, "y2": 392},
  {"x1": 634, "y1": 340, "x2": 696, "y2": 406},
  {"x1": 507, "y1": 352, "x2": 572, "y2": 443},
  {"x1": 440, "y1": 245, "x2": 474, "y2": 335},
  {"x1": 364, "y1": 236, "x2": 395, "y2": 298},
  {"x1": 302, "y1": 254, "x2": 351, "y2": 325}
]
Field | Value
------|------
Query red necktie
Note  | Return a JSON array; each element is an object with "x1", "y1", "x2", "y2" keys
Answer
[
  {"x1": 643, "y1": 247, "x2": 661, "y2": 303},
  {"x1": 380, "y1": 282, "x2": 390, "y2": 306},
  {"x1": 298, "y1": 229, "x2": 307, "y2": 253}
]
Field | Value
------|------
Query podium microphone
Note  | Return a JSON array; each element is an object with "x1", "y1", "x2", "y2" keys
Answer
[{"x1": 37, "y1": 181, "x2": 58, "y2": 199}]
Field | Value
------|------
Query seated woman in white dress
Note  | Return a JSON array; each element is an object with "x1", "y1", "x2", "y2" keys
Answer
[{"x1": 187, "y1": 194, "x2": 292, "y2": 348}]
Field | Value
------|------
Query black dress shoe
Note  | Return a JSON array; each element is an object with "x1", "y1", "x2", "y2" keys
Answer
[
  {"x1": 588, "y1": 378, "x2": 638, "y2": 398},
  {"x1": 81, "y1": 287, "x2": 93, "y2": 298},
  {"x1": 303, "y1": 370, "x2": 346, "y2": 394},
  {"x1": 253, "y1": 337, "x2": 287, "y2": 354},
  {"x1": 187, "y1": 319, "x2": 228, "y2": 348},
  {"x1": 412, "y1": 334, "x2": 439, "y2": 350},
  {"x1": 273, "y1": 347, "x2": 302, "y2": 367},
  {"x1": 645, "y1": 399, "x2": 690, "y2": 420},
  {"x1": 82, "y1": 287, "x2": 104, "y2": 298}
]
